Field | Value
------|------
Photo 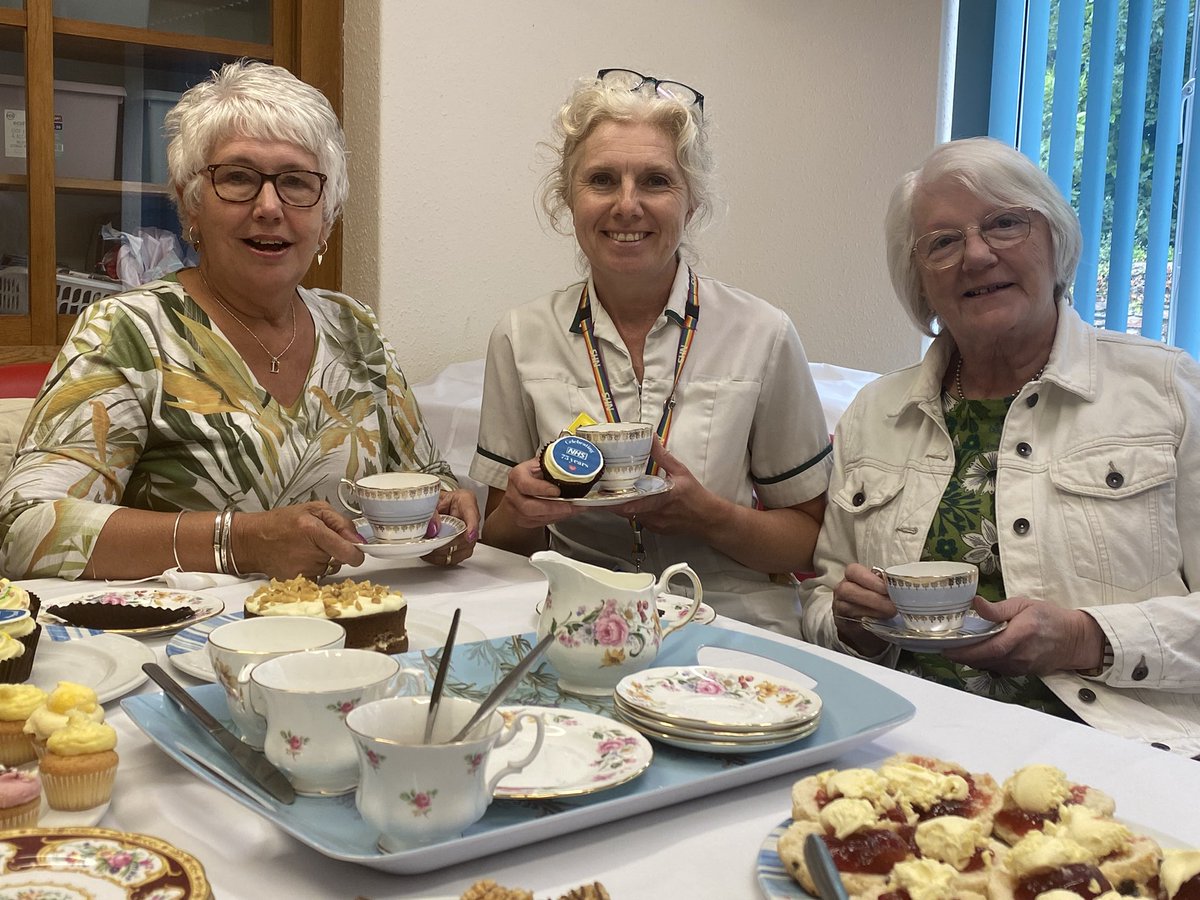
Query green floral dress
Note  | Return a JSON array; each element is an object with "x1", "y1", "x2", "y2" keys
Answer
[
  {"x1": 0, "y1": 276, "x2": 456, "y2": 580},
  {"x1": 900, "y1": 390, "x2": 1076, "y2": 719}
]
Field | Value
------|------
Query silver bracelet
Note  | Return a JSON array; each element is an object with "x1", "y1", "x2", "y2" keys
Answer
[
  {"x1": 171, "y1": 511, "x2": 185, "y2": 571},
  {"x1": 212, "y1": 511, "x2": 225, "y2": 574},
  {"x1": 225, "y1": 510, "x2": 242, "y2": 577},
  {"x1": 218, "y1": 509, "x2": 234, "y2": 576}
]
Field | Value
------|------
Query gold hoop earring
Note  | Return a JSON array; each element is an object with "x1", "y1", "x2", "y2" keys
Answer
[
  {"x1": 316, "y1": 239, "x2": 328, "y2": 266},
  {"x1": 188, "y1": 226, "x2": 200, "y2": 249}
]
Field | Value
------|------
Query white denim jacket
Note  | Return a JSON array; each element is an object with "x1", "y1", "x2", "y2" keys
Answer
[{"x1": 801, "y1": 304, "x2": 1200, "y2": 755}]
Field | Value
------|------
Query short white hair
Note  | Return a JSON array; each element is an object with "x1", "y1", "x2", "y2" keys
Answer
[
  {"x1": 165, "y1": 60, "x2": 348, "y2": 235},
  {"x1": 884, "y1": 137, "x2": 1083, "y2": 335}
]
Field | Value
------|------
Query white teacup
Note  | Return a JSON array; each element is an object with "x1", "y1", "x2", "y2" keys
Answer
[
  {"x1": 337, "y1": 472, "x2": 440, "y2": 540},
  {"x1": 207, "y1": 616, "x2": 347, "y2": 749},
  {"x1": 577, "y1": 423, "x2": 653, "y2": 492},
  {"x1": 246, "y1": 649, "x2": 426, "y2": 796},
  {"x1": 347, "y1": 696, "x2": 546, "y2": 851},
  {"x1": 877, "y1": 561, "x2": 979, "y2": 634}
]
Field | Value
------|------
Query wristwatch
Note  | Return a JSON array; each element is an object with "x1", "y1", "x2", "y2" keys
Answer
[{"x1": 1078, "y1": 635, "x2": 1114, "y2": 678}]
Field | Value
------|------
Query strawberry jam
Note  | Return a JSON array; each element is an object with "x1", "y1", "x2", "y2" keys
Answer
[
  {"x1": 1015, "y1": 863, "x2": 1111, "y2": 900},
  {"x1": 995, "y1": 805, "x2": 1060, "y2": 838},
  {"x1": 878, "y1": 892, "x2": 910, "y2": 900},
  {"x1": 825, "y1": 829, "x2": 911, "y2": 875},
  {"x1": 1177, "y1": 874, "x2": 1200, "y2": 900}
]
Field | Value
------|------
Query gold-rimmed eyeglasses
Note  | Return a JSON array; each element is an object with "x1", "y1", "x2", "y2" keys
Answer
[
  {"x1": 912, "y1": 206, "x2": 1036, "y2": 270},
  {"x1": 597, "y1": 68, "x2": 704, "y2": 115},
  {"x1": 204, "y1": 164, "x2": 327, "y2": 208}
]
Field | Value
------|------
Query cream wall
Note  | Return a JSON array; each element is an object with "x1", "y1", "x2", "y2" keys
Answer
[{"x1": 342, "y1": 1, "x2": 943, "y2": 383}]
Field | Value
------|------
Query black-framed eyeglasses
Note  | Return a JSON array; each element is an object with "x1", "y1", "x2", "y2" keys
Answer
[
  {"x1": 203, "y1": 163, "x2": 327, "y2": 208},
  {"x1": 912, "y1": 206, "x2": 1036, "y2": 270},
  {"x1": 597, "y1": 68, "x2": 705, "y2": 115}
]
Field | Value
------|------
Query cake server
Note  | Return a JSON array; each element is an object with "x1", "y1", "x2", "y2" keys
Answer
[
  {"x1": 143, "y1": 662, "x2": 296, "y2": 804},
  {"x1": 423, "y1": 607, "x2": 461, "y2": 743},
  {"x1": 449, "y1": 630, "x2": 555, "y2": 743}
]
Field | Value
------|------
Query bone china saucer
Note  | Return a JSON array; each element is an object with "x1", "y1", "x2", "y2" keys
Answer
[{"x1": 860, "y1": 613, "x2": 1006, "y2": 652}]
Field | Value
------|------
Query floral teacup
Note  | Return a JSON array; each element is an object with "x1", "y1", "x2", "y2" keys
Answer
[
  {"x1": 346, "y1": 695, "x2": 545, "y2": 851},
  {"x1": 246, "y1": 649, "x2": 425, "y2": 795}
]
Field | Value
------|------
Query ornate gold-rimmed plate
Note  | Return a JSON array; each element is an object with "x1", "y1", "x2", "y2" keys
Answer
[
  {"x1": 860, "y1": 613, "x2": 1006, "y2": 652},
  {"x1": 615, "y1": 666, "x2": 822, "y2": 732},
  {"x1": 547, "y1": 474, "x2": 674, "y2": 508},
  {"x1": 0, "y1": 826, "x2": 212, "y2": 898},
  {"x1": 38, "y1": 588, "x2": 225, "y2": 637},
  {"x1": 615, "y1": 710, "x2": 820, "y2": 755},
  {"x1": 354, "y1": 515, "x2": 464, "y2": 559},
  {"x1": 487, "y1": 705, "x2": 653, "y2": 800},
  {"x1": 612, "y1": 694, "x2": 821, "y2": 742}
]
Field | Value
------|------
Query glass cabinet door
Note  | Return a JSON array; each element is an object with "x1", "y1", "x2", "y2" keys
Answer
[{"x1": 0, "y1": 21, "x2": 29, "y2": 343}]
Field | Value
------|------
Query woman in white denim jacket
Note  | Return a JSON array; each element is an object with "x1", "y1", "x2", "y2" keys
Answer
[{"x1": 801, "y1": 138, "x2": 1200, "y2": 755}]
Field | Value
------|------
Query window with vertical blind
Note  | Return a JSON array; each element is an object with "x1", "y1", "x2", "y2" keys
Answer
[{"x1": 955, "y1": 0, "x2": 1200, "y2": 356}]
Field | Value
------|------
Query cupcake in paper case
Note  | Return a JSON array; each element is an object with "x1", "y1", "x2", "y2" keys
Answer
[
  {"x1": 0, "y1": 608, "x2": 41, "y2": 684},
  {"x1": 0, "y1": 764, "x2": 41, "y2": 829},
  {"x1": 22, "y1": 681, "x2": 104, "y2": 759},
  {"x1": 40, "y1": 710, "x2": 118, "y2": 811},
  {"x1": 0, "y1": 579, "x2": 38, "y2": 618},
  {"x1": 0, "y1": 683, "x2": 47, "y2": 766}
]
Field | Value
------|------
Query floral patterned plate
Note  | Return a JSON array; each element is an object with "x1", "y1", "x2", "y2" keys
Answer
[
  {"x1": 657, "y1": 593, "x2": 716, "y2": 626},
  {"x1": 611, "y1": 694, "x2": 821, "y2": 742},
  {"x1": 0, "y1": 826, "x2": 212, "y2": 898},
  {"x1": 615, "y1": 666, "x2": 822, "y2": 732},
  {"x1": 615, "y1": 710, "x2": 820, "y2": 755},
  {"x1": 860, "y1": 614, "x2": 1007, "y2": 652},
  {"x1": 38, "y1": 588, "x2": 225, "y2": 637},
  {"x1": 487, "y1": 705, "x2": 653, "y2": 800}
]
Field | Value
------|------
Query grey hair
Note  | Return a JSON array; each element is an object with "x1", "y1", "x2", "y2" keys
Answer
[
  {"x1": 165, "y1": 59, "x2": 348, "y2": 236},
  {"x1": 539, "y1": 74, "x2": 715, "y2": 264},
  {"x1": 884, "y1": 136, "x2": 1082, "y2": 336}
]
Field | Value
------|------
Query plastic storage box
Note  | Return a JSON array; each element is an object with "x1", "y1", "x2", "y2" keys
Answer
[
  {"x1": 0, "y1": 266, "x2": 121, "y2": 316},
  {"x1": 0, "y1": 74, "x2": 126, "y2": 179}
]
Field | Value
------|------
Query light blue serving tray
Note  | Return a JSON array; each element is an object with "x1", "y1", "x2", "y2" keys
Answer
[{"x1": 122, "y1": 625, "x2": 915, "y2": 874}]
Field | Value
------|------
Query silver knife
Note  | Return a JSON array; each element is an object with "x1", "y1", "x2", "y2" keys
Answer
[
  {"x1": 142, "y1": 663, "x2": 296, "y2": 805},
  {"x1": 449, "y1": 631, "x2": 556, "y2": 743}
]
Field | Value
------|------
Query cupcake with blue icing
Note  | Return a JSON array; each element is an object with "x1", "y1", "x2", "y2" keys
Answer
[{"x1": 539, "y1": 435, "x2": 605, "y2": 498}]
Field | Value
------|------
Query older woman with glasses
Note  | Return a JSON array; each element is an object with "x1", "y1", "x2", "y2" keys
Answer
[
  {"x1": 0, "y1": 60, "x2": 478, "y2": 581},
  {"x1": 471, "y1": 69, "x2": 831, "y2": 636},
  {"x1": 801, "y1": 137, "x2": 1200, "y2": 754}
]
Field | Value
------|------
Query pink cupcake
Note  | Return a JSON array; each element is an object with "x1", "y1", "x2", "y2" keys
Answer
[{"x1": 0, "y1": 765, "x2": 41, "y2": 829}]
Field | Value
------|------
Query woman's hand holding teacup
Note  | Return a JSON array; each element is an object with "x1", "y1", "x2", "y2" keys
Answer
[
  {"x1": 944, "y1": 595, "x2": 1107, "y2": 676},
  {"x1": 831, "y1": 563, "x2": 896, "y2": 656},
  {"x1": 610, "y1": 440, "x2": 708, "y2": 534},
  {"x1": 232, "y1": 501, "x2": 365, "y2": 579},
  {"x1": 422, "y1": 488, "x2": 482, "y2": 567}
]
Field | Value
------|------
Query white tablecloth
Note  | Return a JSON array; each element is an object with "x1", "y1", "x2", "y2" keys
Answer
[{"x1": 19, "y1": 546, "x2": 1200, "y2": 899}]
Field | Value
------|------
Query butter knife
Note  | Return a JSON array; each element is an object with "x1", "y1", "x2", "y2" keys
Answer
[
  {"x1": 449, "y1": 631, "x2": 555, "y2": 743},
  {"x1": 804, "y1": 832, "x2": 849, "y2": 900},
  {"x1": 142, "y1": 663, "x2": 296, "y2": 805}
]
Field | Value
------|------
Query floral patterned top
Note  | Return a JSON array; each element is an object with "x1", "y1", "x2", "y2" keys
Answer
[
  {"x1": 0, "y1": 276, "x2": 455, "y2": 580},
  {"x1": 900, "y1": 392, "x2": 1076, "y2": 719}
]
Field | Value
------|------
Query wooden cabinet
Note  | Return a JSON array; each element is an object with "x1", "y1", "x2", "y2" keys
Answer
[{"x1": 0, "y1": 0, "x2": 342, "y2": 363}]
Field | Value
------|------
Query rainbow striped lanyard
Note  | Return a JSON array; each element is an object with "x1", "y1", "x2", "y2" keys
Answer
[{"x1": 576, "y1": 267, "x2": 701, "y2": 477}]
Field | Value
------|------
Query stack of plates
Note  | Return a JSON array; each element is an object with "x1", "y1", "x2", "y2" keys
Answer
[{"x1": 611, "y1": 665, "x2": 822, "y2": 754}]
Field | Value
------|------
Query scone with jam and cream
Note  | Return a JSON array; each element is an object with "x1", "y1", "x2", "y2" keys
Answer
[
  {"x1": 993, "y1": 764, "x2": 1117, "y2": 845},
  {"x1": 860, "y1": 858, "x2": 987, "y2": 900},
  {"x1": 245, "y1": 576, "x2": 408, "y2": 653}
]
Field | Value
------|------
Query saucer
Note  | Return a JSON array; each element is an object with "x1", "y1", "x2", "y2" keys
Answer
[
  {"x1": 551, "y1": 475, "x2": 674, "y2": 508},
  {"x1": 354, "y1": 515, "x2": 464, "y2": 559},
  {"x1": 860, "y1": 613, "x2": 1007, "y2": 652}
]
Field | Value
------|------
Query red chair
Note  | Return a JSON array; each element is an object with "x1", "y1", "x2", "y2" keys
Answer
[{"x1": 0, "y1": 362, "x2": 51, "y2": 399}]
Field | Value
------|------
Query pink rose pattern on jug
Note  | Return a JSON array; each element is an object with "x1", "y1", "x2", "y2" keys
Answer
[{"x1": 548, "y1": 594, "x2": 657, "y2": 668}]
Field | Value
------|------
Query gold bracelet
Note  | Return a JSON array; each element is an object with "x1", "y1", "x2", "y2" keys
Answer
[{"x1": 171, "y1": 511, "x2": 185, "y2": 571}]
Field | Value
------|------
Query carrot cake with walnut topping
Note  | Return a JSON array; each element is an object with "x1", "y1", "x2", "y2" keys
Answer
[{"x1": 244, "y1": 576, "x2": 408, "y2": 653}]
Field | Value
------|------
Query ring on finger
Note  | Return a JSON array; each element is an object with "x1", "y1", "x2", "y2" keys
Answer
[{"x1": 322, "y1": 556, "x2": 335, "y2": 578}]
